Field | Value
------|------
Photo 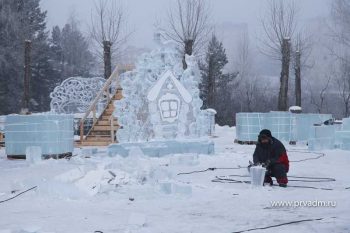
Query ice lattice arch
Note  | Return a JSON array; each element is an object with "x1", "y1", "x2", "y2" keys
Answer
[{"x1": 50, "y1": 77, "x2": 106, "y2": 114}]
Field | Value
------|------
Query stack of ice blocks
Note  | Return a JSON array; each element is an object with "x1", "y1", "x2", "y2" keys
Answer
[
  {"x1": 295, "y1": 114, "x2": 332, "y2": 141},
  {"x1": 5, "y1": 114, "x2": 74, "y2": 157},
  {"x1": 335, "y1": 118, "x2": 350, "y2": 150},
  {"x1": 308, "y1": 125, "x2": 336, "y2": 151}
]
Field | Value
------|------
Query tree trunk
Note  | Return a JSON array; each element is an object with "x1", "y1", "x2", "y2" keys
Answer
[
  {"x1": 182, "y1": 39, "x2": 194, "y2": 70},
  {"x1": 22, "y1": 40, "x2": 32, "y2": 113},
  {"x1": 207, "y1": 57, "x2": 215, "y2": 109},
  {"x1": 103, "y1": 40, "x2": 112, "y2": 80},
  {"x1": 295, "y1": 50, "x2": 301, "y2": 107},
  {"x1": 278, "y1": 38, "x2": 291, "y2": 111},
  {"x1": 208, "y1": 76, "x2": 215, "y2": 109}
]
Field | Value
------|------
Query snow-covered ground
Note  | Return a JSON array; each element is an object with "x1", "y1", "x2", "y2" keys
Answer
[{"x1": 0, "y1": 126, "x2": 349, "y2": 233}]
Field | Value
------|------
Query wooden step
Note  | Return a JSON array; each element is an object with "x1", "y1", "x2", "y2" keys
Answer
[
  {"x1": 101, "y1": 115, "x2": 116, "y2": 120},
  {"x1": 89, "y1": 131, "x2": 111, "y2": 136},
  {"x1": 107, "y1": 103, "x2": 115, "y2": 109},
  {"x1": 104, "y1": 109, "x2": 114, "y2": 115},
  {"x1": 96, "y1": 120, "x2": 119, "y2": 126},
  {"x1": 92, "y1": 125, "x2": 116, "y2": 131},
  {"x1": 81, "y1": 141, "x2": 111, "y2": 146},
  {"x1": 114, "y1": 92, "x2": 123, "y2": 100},
  {"x1": 86, "y1": 136, "x2": 112, "y2": 142}
]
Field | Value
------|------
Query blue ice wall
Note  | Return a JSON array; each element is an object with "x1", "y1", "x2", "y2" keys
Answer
[
  {"x1": 236, "y1": 113, "x2": 265, "y2": 141},
  {"x1": 5, "y1": 114, "x2": 74, "y2": 156},
  {"x1": 236, "y1": 112, "x2": 332, "y2": 142}
]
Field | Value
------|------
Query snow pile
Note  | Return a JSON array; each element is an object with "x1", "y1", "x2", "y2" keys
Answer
[{"x1": 10, "y1": 147, "x2": 201, "y2": 200}]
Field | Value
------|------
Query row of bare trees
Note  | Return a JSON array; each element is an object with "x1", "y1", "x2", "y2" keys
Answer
[
  {"x1": 260, "y1": 0, "x2": 313, "y2": 111},
  {"x1": 90, "y1": 0, "x2": 349, "y2": 120}
]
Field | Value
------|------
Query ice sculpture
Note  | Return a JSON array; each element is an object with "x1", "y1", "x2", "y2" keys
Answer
[
  {"x1": 50, "y1": 77, "x2": 106, "y2": 114},
  {"x1": 114, "y1": 35, "x2": 212, "y2": 143}
]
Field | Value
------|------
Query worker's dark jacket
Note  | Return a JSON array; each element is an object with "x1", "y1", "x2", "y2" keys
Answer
[{"x1": 253, "y1": 137, "x2": 289, "y2": 172}]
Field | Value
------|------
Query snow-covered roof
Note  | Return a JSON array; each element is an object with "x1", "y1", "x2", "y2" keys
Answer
[
  {"x1": 205, "y1": 108, "x2": 217, "y2": 114},
  {"x1": 289, "y1": 106, "x2": 302, "y2": 112},
  {"x1": 147, "y1": 70, "x2": 192, "y2": 103}
]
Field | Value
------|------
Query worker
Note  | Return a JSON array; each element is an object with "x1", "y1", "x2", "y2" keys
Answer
[{"x1": 252, "y1": 129, "x2": 289, "y2": 187}]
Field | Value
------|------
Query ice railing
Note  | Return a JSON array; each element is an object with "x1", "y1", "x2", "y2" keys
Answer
[{"x1": 79, "y1": 66, "x2": 121, "y2": 142}]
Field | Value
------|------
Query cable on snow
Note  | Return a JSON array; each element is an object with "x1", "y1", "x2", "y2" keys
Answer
[
  {"x1": 0, "y1": 186, "x2": 37, "y2": 204},
  {"x1": 231, "y1": 217, "x2": 333, "y2": 233}
]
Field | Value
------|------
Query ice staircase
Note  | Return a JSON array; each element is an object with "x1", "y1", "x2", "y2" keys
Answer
[{"x1": 78, "y1": 67, "x2": 123, "y2": 147}]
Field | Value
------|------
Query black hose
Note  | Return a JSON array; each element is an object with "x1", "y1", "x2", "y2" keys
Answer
[
  {"x1": 213, "y1": 177, "x2": 334, "y2": 190},
  {"x1": 0, "y1": 186, "x2": 37, "y2": 204},
  {"x1": 287, "y1": 150, "x2": 325, "y2": 162},
  {"x1": 220, "y1": 174, "x2": 336, "y2": 183},
  {"x1": 177, "y1": 166, "x2": 245, "y2": 175},
  {"x1": 178, "y1": 150, "x2": 326, "y2": 176},
  {"x1": 177, "y1": 168, "x2": 215, "y2": 175},
  {"x1": 231, "y1": 217, "x2": 326, "y2": 233}
]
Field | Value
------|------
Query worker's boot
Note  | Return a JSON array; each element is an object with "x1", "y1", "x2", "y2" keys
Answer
[
  {"x1": 264, "y1": 176, "x2": 273, "y2": 186},
  {"x1": 277, "y1": 177, "x2": 288, "y2": 188}
]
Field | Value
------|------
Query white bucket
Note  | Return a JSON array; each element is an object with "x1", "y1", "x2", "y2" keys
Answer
[{"x1": 250, "y1": 166, "x2": 266, "y2": 187}]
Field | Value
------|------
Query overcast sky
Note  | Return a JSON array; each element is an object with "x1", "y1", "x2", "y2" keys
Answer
[{"x1": 41, "y1": 0, "x2": 331, "y2": 49}]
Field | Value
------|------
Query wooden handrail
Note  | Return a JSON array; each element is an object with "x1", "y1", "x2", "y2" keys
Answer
[
  {"x1": 110, "y1": 114, "x2": 115, "y2": 143},
  {"x1": 80, "y1": 66, "x2": 120, "y2": 142}
]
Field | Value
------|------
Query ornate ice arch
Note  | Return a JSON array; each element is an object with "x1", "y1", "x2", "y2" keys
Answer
[{"x1": 50, "y1": 77, "x2": 106, "y2": 114}]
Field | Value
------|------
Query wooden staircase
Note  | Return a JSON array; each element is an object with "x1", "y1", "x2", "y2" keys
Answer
[
  {"x1": 81, "y1": 90, "x2": 122, "y2": 146},
  {"x1": 78, "y1": 67, "x2": 123, "y2": 147}
]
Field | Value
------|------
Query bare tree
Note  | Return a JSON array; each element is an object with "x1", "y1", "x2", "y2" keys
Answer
[
  {"x1": 260, "y1": 0, "x2": 298, "y2": 111},
  {"x1": 309, "y1": 75, "x2": 331, "y2": 114},
  {"x1": 161, "y1": 0, "x2": 211, "y2": 69},
  {"x1": 235, "y1": 32, "x2": 256, "y2": 112},
  {"x1": 336, "y1": 61, "x2": 350, "y2": 117},
  {"x1": 90, "y1": 0, "x2": 130, "y2": 79},
  {"x1": 330, "y1": 0, "x2": 350, "y2": 55},
  {"x1": 293, "y1": 32, "x2": 313, "y2": 107},
  {"x1": 330, "y1": 0, "x2": 350, "y2": 117},
  {"x1": 234, "y1": 32, "x2": 272, "y2": 112}
]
